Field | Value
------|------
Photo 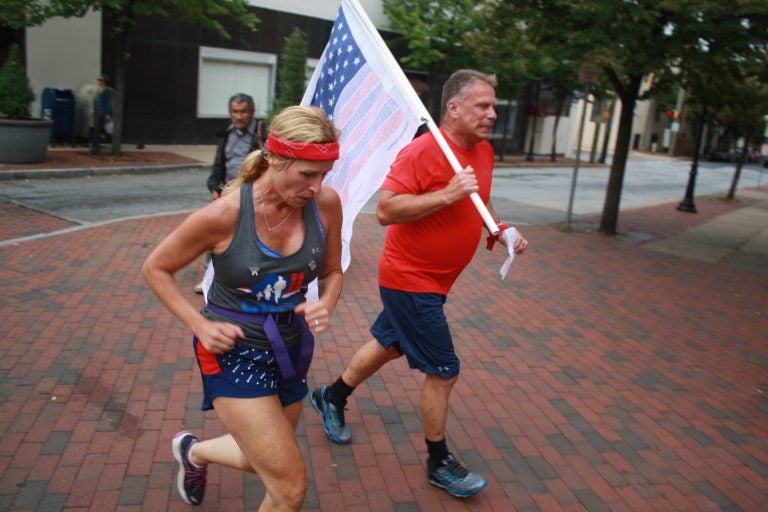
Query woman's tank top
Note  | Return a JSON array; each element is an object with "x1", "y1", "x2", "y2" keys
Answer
[{"x1": 202, "y1": 181, "x2": 326, "y2": 348}]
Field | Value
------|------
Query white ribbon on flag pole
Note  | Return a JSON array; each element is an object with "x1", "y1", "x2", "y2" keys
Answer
[{"x1": 342, "y1": 0, "x2": 499, "y2": 235}]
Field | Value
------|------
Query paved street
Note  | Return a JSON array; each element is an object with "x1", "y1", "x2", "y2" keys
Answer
[
  {"x1": 1, "y1": 153, "x2": 766, "y2": 229},
  {"x1": 0, "y1": 169, "x2": 210, "y2": 226},
  {"x1": 0, "y1": 153, "x2": 767, "y2": 511},
  {"x1": 490, "y1": 157, "x2": 767, "y2": 226}
]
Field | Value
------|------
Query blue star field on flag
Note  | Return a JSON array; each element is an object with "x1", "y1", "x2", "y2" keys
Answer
[{"x1": 310, "y1": 10, "x2": 367, "y2": 119}]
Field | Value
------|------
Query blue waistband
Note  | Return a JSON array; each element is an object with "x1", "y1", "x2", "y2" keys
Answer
[{"x1": 206, "y1": 302, "x2": 314, "y2": 380}]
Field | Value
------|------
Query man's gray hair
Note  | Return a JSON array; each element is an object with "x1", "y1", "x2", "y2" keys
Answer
[
  {"x1": 229, "y1": 93, "x2": 255, "y2": 112},
  {"x1": 441, "y1": 69, "x2": 497, "y2": 117}
]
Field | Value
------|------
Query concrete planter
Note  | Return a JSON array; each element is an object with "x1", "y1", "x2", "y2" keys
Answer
[{"x1": 0, "y1": 118, "x2": 52, "y2": 164}]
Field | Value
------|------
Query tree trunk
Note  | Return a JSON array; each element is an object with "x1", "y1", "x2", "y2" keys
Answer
[
  {"x1": 703, "y1": 117, "x2": 715, "y2": 157},
  {"x1": 526, "y1": 114, "x2": 538, "y2": 162},
  {"x1": 549, "y1": 96, "x2": 566, "y2": 161},
  {"x1": 550, "y1": 114, "x2": 560, "y2": 161},
  {"x1": 108, "y1": 3, "x2": 134, "y2": 156},
  {"x1": 111, "y1": 58, "x2": 126, "y2": 156},
  {"x1": 599, "y1": 74, "x2": 641, "y2": 234},
  {"x1": 497, "y1": 102, "x2": 511, "y2": 161},
  {"x1": 590, "y1": 122, "x2": 601, "y2": 163},
  {"x1": 526, "y1": 83, "x2": 540, "y2": 162},
  {"x1": 727, "y1": 136, "x2": 749, "y2": 200}
]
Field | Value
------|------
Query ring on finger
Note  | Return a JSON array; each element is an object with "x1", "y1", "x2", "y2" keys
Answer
[{"x1": 314, "y1": 319, "x2": 320, "y2": 326}]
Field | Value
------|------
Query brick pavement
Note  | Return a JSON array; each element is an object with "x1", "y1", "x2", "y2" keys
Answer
[
  {"x1": 0, "y1": 203, "x2": 77, "y2": 241},
  {"x1": 0, "y1": 197, "x2": 767, "y2": 511}
]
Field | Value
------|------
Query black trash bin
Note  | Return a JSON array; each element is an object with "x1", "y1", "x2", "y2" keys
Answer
[{"x1": 40, "y1": 88, "x2": 76, "y2": 146}]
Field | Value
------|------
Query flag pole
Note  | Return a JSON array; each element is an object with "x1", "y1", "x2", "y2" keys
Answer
[{"x1": 343, "y1": 0, "x2": 499, "y2": 235}]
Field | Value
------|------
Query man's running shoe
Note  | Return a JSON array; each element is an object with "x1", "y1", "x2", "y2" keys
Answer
[
  {"x1": 309, "y1": 385, "x2": 351, "y2": 444},
  {"x1": 427, "y1": 453, "x2": 487, "y2": 498},
  {"x1": 171, "y1": 431, "x2": 207, "y2": 505}
]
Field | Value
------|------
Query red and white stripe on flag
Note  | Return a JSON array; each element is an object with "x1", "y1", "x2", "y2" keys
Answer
[{"x1": 301, "y1": 0, "x2": 422, "y2": 272}]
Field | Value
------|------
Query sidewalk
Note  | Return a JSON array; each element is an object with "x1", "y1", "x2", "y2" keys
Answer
[
  {"x1": 0, "y1": 148, "x2": 767, "y2": 511},
  {"x1": 0, "y1": 145, "x2": 210, "y2": 180},
  {"x1": 0, "y1": 144, "x2": 607, "y2": 180}
]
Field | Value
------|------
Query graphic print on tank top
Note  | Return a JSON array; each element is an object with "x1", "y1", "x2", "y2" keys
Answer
[
  {"x1": 207, "y1": 182, "x2": 326, "y2": 318},
  {"x1": 237, "y1": 268, "x2": 311, "y2": 313}
]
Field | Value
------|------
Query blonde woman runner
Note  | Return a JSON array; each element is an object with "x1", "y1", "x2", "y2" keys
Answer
[{"x1": 142, "y1": 105, "x2": 343, "y2": 510}]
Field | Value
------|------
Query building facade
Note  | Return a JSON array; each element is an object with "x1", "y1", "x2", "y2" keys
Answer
[
  {"x1": 12, "y1": 1, "x2": 698, "y2": 160},
  {"x1": 22, "y1": 1, "x2": 391, "y2": 145}
]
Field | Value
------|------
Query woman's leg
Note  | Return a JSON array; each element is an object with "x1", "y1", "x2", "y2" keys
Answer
[
  {"x1": 193, "y1": 395, "x2": 307, "y2": 512},
  {"x1": 191, "y1": 399, "x2": 304, "y2": 468}
]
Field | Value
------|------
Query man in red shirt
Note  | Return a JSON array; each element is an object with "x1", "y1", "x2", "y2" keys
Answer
[{"x1": 311, "y1": 69, "x2": 528, "y2": 498}]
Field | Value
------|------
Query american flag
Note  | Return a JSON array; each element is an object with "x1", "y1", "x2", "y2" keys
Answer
[{"x1": 302, "y1": 0, "x2": 422, "y2": 271}]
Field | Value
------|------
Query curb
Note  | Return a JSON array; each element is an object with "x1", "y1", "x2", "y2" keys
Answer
[{"x1": 0, "y1": 162, "x2": 207, "y2": 181}]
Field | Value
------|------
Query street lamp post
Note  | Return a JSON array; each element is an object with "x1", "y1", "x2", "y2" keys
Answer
[
  {"x1": 668, "y1": 88, "x2": 685, "y2": 157},
  {"x1": 676, "y1": 106, "x2": 707, "y2": 213},
  {"x1": 566, "y1": 83, "x2": 590, "y2": 229},
  {"x1": 566, "y1": 65, "x2": 600, "y2": 229},
  {"x1": 599, "y1": 97, "x2": 614, "y2": 164}
]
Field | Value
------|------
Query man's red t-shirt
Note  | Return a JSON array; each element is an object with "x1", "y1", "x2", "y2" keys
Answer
[{"x1": 378, "y1": 129, "x2": 494, "y2": 294}]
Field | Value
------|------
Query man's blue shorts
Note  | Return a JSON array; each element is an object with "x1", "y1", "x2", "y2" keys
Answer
[
  {"x1": 370, "y1": 286, "x2": 460, "y2": 379},
  {"x1": 193, "y1": 337, "x2": 308, "y2": 411}
]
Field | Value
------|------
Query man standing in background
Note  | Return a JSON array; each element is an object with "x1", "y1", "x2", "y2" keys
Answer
[
  {"x1": 195, "y1": 93, "x2": 262, "y2": 293},
  {"x1": 90, "y1": 73, "x2": 113, "y2": 154}
]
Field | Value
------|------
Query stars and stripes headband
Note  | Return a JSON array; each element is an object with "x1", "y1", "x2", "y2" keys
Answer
[{"x1": 266, "y1": 133, "x2": 340, "y2": 161}]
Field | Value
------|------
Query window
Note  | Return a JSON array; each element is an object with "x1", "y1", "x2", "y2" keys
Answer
[
  {"x1": 198, "y1": 46, "x2": 277, "y2": 118},
  {"x1": 490, "y1": 99, "x2": 517, "y2": 139},
  {"x1": 306, "y1": 58, "x2": 319, "y2": 84}
]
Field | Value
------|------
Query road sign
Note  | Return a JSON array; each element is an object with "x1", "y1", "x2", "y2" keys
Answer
[{"x1": 579, "y1": 66, "x2": 600, "y2": 84}]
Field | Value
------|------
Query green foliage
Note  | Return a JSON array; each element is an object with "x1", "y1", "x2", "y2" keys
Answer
[
  {"x1": 507, "y1": 0, "x2": 768, "y2": 232},
  {"x1": 669, "y1": 0, "x2": 768, "y2": 141},
  {"x1": 0, "y1": 0, "x2": 260, "y2": 156},
  {"x1": 463, "y1": 1, "x2": 537, "y2": 98},
  {"x1": 0, "y1": 44, "x2": 34, "y2": 119},
  {"x1": 0, "y1": 0, "x2": 94, "y2": 29},
  {"x1": 383, "y1": 0, "x2": 486, "y2": 79},
  {"x1": 155, "y1": 0, "x2": 259, "y2": 40},
  {"x1": 0, "y1": 0, "x2": 259, "y2": 38},
  {"x1": 270, "y1": 27, "x2": 309, "y2": 121}
]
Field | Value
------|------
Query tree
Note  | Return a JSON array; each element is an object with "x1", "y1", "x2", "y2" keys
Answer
[
  {"x1": 519, "y1": 1, "x2": 678, "y2": 233},
  {"x1": 382, "y1": 0, "x2": 484, "y2": 81},
  {"x1": 0, "y1": 43, "x2": 34, "y2": 119},
  {"x1": 383, "y1": 0, "x2": 535, "y2": 154},
  {"x1": 541, "y1": 61, "x2": 581, "y2": 162},
  {"x1": 520, "y1": 0, "x2": 768, "y2": 234},
  {"x1": 0, "y1": 0, "x2": 93, "y2": 28},
  {"x1": 270, "y1": 27, "x2": 309, "y2": 122},
  {"x1": 462, "y1": 1, "x2": 534, "y2": 100},
  {"x1": 463, "y1": 1, "x2": 543, "y2": 157},
  {"x1": 720, "y1": 76, "x2": 768, "y2": 199},
  {"x1": 655, "y1": 1, "x2": 768, "y2": 209},
  {"x1": 0, "y1": 0, "x2": 259, "y2": 155}
]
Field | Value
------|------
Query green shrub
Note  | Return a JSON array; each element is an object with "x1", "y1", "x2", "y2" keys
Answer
[
  {"x1": 0, "y1": 44, "x2": 35, "y2": 119},
  {"x1": 269, "y1": 27, "x2": 308, "y2": 123}
]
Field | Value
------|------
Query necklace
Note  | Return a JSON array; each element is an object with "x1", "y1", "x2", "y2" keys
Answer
[{"x1": 256, "y1": 185, "x2": 295, "y2": 232}]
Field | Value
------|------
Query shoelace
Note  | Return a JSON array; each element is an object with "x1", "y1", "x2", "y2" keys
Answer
[
  {"x1": 330, "y1": 402, "x2": 347, "y2": 425},
  {"x1": 185, "y1": 466, "x2": 207, "y2": 490},
  {"x1": 324, "y1": 392, "x2": 347, "y2": 424},
  {"x1": 443, "y1": 457, "x2": 468, "y2": 478}
]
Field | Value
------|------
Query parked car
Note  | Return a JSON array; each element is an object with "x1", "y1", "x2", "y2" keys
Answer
[{"x1": 708, "y1": 147, "x2": 761, "y2": 163}]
